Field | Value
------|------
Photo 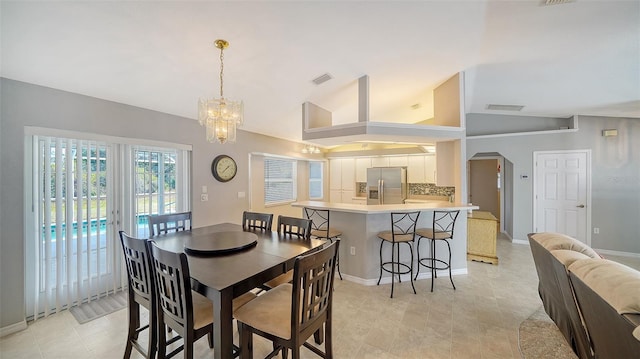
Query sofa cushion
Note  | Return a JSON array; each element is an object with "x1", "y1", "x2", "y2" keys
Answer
[
  {"x1": 530, "y1": 232, "x2": 600, "y2": 258},
  {"x1": 569, "y1": 258, "x2": 640, "y2": 315},
  {"x1": 634, "y1": 326, "x2": 640, "y2": 341},
  {"x1": 550, "y1": 249, "x2": 594, "y2": 267}
]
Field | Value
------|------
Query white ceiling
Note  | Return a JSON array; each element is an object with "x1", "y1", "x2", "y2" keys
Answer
[{"x1": 2, "y1": 1, "x2": 639, "y2": 145}]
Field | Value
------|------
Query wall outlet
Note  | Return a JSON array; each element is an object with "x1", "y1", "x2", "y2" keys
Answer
[
  {"x1": 201, "y1": 194, "x2": 208, "y2": 202},
  {"x1": 593, "y1": 227, "x2": 599, "y2": 234},
  {"x1": 350, "y1": 246, "x2": 356, "y2": 256}
]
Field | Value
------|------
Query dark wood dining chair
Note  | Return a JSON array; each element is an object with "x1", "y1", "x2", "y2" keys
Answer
[
  {"x1": 277, "y1": 215, "x2": 312, "y2": 239},
  {"x1": 119, "y1": 231, "x2": 157, "y2": 359},
  {"x1": 377, "y1": 211, "x2": 420, "y2": 298},
  {"x1": 304, "y1": 207, "x2": 343, "y2": 280},
  {"x1": 414, "y1": 210, "x2": 460, "y2": 292},
  {"x1": 235, "y1": 241, "x2": 339, "y2": 359},
  {"x1": 242, "y1": 211, "x2": 274, "y2": 231},
  {"x1": 149, "y1": 241, "x2": 256, "y2": 359},
  {"x1": 148, "y1": 211, "x2": 192, "y2": 237},
  {"x1": 262, "y1": 216, "x2": 313, "y2": 290}
]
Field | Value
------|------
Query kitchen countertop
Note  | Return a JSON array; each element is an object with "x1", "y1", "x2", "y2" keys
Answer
[{"x1": 292, "y1": 200, "x2": 478, "y2": 214}]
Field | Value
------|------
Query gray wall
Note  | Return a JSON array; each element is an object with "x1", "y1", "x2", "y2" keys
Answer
[
  {"x1": 0, "y1": 78, "x2": 318, "y2": 328},
  {"x1": 466, "y1": 113, "x2": 572, "y2": 136},
  {"x1": 467, "y1": 114, "x2": 640, "y2": 254}
]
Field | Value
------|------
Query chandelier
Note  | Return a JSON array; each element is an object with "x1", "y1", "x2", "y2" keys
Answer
[
  {"x1": 198, "y1": 39, "x2": 244, "y2": 144},
  {"x1": 301, "y1": 144, "x2": 321, "y2": 154}
]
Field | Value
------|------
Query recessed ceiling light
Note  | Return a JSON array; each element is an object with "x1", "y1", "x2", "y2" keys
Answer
[
  {"x1": 486, "y1": 104, "x2": 525, "y2": 111},
  {"x1": 311, "y1": 73, "x2": 333, "y2": 85}
]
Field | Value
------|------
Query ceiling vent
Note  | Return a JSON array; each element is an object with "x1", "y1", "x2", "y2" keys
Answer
[
  {"x1": 312, "y1": 73, "x2": 333, "y2": 85},
  {"x1": 541, "y1": 0, "x2": 576, "y2": 6},
  {"x1": 486, "y1": 104, "x2": 525, "y2": 111}
]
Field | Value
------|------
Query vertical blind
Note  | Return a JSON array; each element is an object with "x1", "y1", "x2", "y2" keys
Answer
[
  {"x1": 28, "y1": 134, "x2": 191, "y2": 320},
  {"x1": 32, "y1": 136, "x2": 121, "y2": 319},
  {"x1": 264, "y1": 157, "x2": 297, "y2": 204}
]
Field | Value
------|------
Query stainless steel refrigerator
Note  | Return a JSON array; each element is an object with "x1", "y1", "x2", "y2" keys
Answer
[{"x1": 367, "y1": 167, "x2": 407, "y2": 204}]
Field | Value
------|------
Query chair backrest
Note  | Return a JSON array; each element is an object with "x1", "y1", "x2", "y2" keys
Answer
[
  {"x1": 303, "y1": 208, "x2": 330, "y2": 232},
  {"x1": 242, "y1": 211, "x2": 274, "y2": 231},
  {"x1": 277, "y1": 215, "x2": 312, "y2": 239},
  {"x1": 291, "y1": 241, "x2": 339, "y2": 340},
  {"x1": 119, "y1": 231, "x2": 155, "y2": 307},
  {"x1": 148, "y1": 211, "x2": 192, "y2": 237},
  {"x1": 149, "y1": 241, "x2": 194, "y2": 332},
  {"x1": 432, "y1": 210, "x2": 459, "y2": 238},
  {"x1": 390, "y1": 211, "x2": 420, "y2": 238}
]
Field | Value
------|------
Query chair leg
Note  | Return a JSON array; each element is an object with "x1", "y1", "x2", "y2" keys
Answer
[
  {"x1": 430, "y1": 239, "x2": 436, "y2": 292},
  {"x1": 313, "y1": 327, "x2": 324, "y2": 344},
  {"x1": 396, "y1": 242, "x2": 402, "y2": 283},
  {"x1": 407, "y1": 242, "x2": 416, "y2": 294},
  {"x1": 325, "y1": 316, "x2": 333, "y2": 359},
  {"x1": 148, "y1": 305, "x2": 158, "y2": 359},
  {"x1": 390, "y1": 242, "x2": 395, "y2": 298},
  {"x1": 157, "y1": 321, "x2": 167, "y2": 359},
  {"x1": 377, "y1": 240, "x2": 384, "y2": 286},
  {"x1": 240, "y1": 322, "x2": 254, "y2": 359},
  {"x1": 332, "y1": 238, "x2": 343, "y2": 280},
  {"x1": 446, "y1": 240, "x2": 456, "y2": 290},
  {"x1": 414, "y1": 237, "x2": 422, "y2": 281},
  {"x1": 124, "y1": 301, "x2": 137, "y2": 359}
]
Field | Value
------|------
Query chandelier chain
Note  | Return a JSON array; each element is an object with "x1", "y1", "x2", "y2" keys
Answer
[{"x1": 219, "y1": 46, "x2": 224, "y2": 98}]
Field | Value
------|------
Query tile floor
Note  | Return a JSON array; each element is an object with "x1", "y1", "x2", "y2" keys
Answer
[{"x1": 1, "y1": 236, "x2": 638, "y2": 359}]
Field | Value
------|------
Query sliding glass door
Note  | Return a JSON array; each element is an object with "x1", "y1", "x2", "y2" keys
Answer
[{"x1": 25, "y1": 133, "x2": 191, "y2": 320}]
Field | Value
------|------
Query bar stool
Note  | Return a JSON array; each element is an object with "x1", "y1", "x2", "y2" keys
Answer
[
  {"x1": 414, "y1": 210, "x2": 460, "y2": 292},
  {"x1": 377, "y1": 211, "x2": 420, "y2": 298},
  {"x1": 304, "y1": 207, "x2": 343, "y2": 280}
]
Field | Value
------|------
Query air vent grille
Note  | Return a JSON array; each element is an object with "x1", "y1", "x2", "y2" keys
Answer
[
  {"x1": 542, "y1": 0, "x2": 576, "y2": 6},
  {"x1": 312, "y1": 73, "x2": 333, "y2": 85},
  {"x1": 486, "y1": 104, "x2": 525, "y2": 111}
]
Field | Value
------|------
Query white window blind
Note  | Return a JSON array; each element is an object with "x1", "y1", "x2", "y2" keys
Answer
[
  {"x1": 309, "y1": 162, "x2": 323, "y2": 199},
  {"x1": 264, "y1": 157, "x2": 296, "y2": 205}
]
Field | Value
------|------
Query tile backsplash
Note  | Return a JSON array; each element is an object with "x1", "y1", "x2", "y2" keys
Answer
[{"x1": 356, "y1": 182, "x2": 455, "y2": 197}]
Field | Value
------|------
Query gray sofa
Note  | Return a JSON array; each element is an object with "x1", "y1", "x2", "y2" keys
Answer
[{"x1": 528, "y1": 232, "x2": 640, "y2": 359}]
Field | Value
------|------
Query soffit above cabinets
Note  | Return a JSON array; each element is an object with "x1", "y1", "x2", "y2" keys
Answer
[{"x1": 302, "y1": 73, "x2": 465, "y2": 147}]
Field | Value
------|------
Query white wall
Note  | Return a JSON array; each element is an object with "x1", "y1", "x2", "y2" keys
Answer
[
  {"x1": 467, "y1": 114, "x2": 640, "y2": 254},
  {"x1": 0, "y1": 78, "x2": 319, "y2": 329}
]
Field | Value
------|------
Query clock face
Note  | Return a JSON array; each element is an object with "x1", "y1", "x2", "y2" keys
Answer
[{"x1": 211, "y1": 155, "x2": 237, "y2": 182}]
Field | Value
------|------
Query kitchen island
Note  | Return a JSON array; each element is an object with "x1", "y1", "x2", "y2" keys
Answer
[{"x1": 292, "y1": 201, "x2": 478, "y2": 285}]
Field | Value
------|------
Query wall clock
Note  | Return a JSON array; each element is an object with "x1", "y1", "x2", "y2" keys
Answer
[{"x1": 211, "y1": 155, "x2": 237, "y2": 182}]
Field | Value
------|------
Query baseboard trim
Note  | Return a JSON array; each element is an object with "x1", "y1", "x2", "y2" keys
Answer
[
  {"x1": 501, "y1": 231, "x2": 513, "y2": 241},
  {"x1": 593, "y1": 248, "x2": 640, "y2": 258},
  {"x1": 340, "y1": 268, "x2": 468, "y2": 286},
  {"x1": 0, "y1": 320, "x2": 27, "y2": 337},
  {"x1": 512, "y1": 239, "x2": 529, "y2": 245}
]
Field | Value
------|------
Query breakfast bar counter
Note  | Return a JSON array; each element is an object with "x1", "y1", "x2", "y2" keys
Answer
[{"x1": 292, "y1": 201, "x2": 478, "y2": 285}]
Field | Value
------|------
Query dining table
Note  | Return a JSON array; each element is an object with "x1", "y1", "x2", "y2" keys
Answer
[{"x1": 151, "y1": 222, "x2": 326, "y2": 359}]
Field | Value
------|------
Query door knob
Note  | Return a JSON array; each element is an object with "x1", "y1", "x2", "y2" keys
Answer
[{"x1": 576, "y1": 204, "x2": 585, "y2": 208}]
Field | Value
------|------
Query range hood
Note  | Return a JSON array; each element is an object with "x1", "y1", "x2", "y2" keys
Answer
[{"x1": 302, "y1": 74, "x2": 465, "y2": 147}]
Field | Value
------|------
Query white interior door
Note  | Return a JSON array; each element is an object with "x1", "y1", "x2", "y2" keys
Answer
[{"x1": 534, "y1": 150, "x2": 591, "y2": 244}]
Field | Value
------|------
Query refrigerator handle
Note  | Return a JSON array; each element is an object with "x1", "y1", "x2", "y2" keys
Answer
[{"x1": 379, "y1": 179, "x2": 384, "y2": 205}]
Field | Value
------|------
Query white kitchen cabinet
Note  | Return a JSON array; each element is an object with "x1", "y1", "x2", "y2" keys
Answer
[
  {"x1": 407, "y1": 154, "x2": 436, "y2": 184},
  {"x1": 371, "y1": 157, "x2": 389, "y2": 167},
  {"x1": 388, "y1": 156, "x2": 408, "y2": 167},
  {"x1": 355, "y1": 158, "x2": 372, "y2": 182},
  {"x1": 407, "y1": 155, "x2": 425, "y2": 183},
  {"x1": 329, "y1": 158, "x2": 355, "y2": 203},
  {"x1": 424, "y1": 155, "x2": 436, "y2": 183}
]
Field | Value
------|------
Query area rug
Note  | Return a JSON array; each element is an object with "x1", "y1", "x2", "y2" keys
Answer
[
  {"x1": 70, "y1": 291, "x2": 128, "y2": 324},
  {"x1": 518, "y1": 306, "x2": 577, "y2": 359}
]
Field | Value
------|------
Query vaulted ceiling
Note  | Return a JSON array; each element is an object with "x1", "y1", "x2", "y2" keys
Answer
[{"x1": 2, "y1": 1, "x2": 638, "y2": 144}]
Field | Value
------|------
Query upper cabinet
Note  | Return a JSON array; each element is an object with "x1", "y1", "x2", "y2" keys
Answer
[
  {"x1": 329, "y1": 158, "x2": 355, "y2": 203},
  {"x1": 407, "y1": 155, "x2": 436, "y2": 184},
  {"x1": 388, "y1": 156, "x2": 408, "y2": 167},
  {"x1": 355, "y1": 158, "x2": 372, "y2": 182},
  {"x1": 371, "y1": 157, "x2": 389, "y2": 167}
]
